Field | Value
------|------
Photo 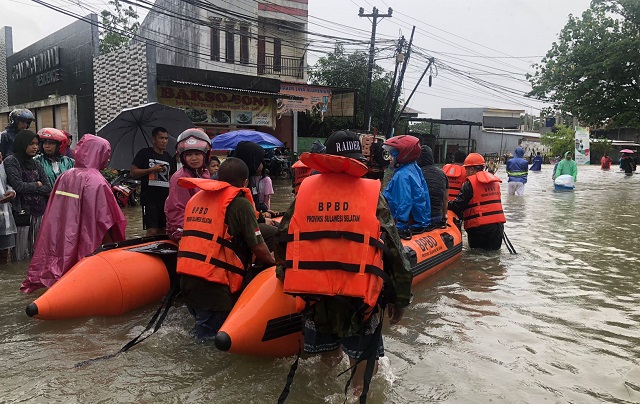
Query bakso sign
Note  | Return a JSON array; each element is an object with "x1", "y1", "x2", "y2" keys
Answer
[{"x1": 11, "y1": 46, "x2": 62, "y2": 87}]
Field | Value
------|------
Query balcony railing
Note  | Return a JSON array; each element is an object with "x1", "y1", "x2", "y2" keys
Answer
[{"x1": 258, "y1": 54, "x2": 304, "y2": 79}]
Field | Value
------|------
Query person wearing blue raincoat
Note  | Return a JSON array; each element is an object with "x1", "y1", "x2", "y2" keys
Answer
[
  {"x1": 506, "y1": 146, "x2": 529, "y2": 195},
  {"x1": 382, "y1": 136, "x2": 430, "y2": 240},
  {"x1": 529, "y1": 152, "x2": 543, "y2": 171}
]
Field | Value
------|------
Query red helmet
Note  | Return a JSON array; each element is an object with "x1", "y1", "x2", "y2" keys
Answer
[
  {"x1": 383, "y1": 135, "x2": 421, "y2": 164},
  {"x1": 37, "y1": 128, "x2": 69, "y2": 155}
]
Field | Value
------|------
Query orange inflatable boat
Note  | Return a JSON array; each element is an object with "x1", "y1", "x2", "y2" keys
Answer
[
  {"x1": 215, "y1": 214, "x2": 462, "y2": 357},
  {"x1": 26, "y1": 237, "x2": 177, "y2": 320}
]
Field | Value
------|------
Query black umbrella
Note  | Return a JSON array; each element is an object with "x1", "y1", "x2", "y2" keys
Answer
[{"x1": 97, "y1": 103, "x2": 195, "y2": 169}]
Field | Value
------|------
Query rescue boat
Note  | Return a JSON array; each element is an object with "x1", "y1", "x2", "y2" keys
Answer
[
  {"x1": 214, "y1": 213, "x2": 462, "y2": 357},
  {"x1": 25, "y1": 237, "x2": 177, "y2": 320}
]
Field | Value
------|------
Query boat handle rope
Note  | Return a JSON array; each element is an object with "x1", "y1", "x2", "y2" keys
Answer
[
  {"x1": 74, "y1": 284, "x2": 179, "y2": 368},
  {"x1": 503, "y1": 232, "x2": 517, "y2": 255}
]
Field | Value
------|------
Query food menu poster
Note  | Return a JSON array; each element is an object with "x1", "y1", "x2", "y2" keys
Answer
[{"x1": 157, "y1": 85, "x2": 276, "y2": 128}]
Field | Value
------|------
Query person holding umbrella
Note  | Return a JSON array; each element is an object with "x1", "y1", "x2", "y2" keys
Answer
[
  {"x1": 130, "y1": 127, "x2": 176, "y2": 236},
  {"x1": 620, "y1": 150, "x2": 635, "y2": 176}
]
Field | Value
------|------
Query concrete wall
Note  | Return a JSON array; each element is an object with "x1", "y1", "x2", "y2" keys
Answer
[{"x1": 93, "y1": 42, "x2": 155, "y2": 131}]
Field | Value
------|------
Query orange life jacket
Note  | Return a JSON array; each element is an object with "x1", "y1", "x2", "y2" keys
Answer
[
  {"x1": 282, "y1": 173, "x2": 386, "y2": 307},
  {"x1": 463, "y1": 171, "x2": 506, "y2": 230},
  {"x1": 443, "y1": 163, "x2": 466, "y2": 201},
  {"x1": 177, "y1": 179, "x2": 255, "y2": 293},
  {"x1": 291, "y1": 160, "x2": 312, "y2": 195}
]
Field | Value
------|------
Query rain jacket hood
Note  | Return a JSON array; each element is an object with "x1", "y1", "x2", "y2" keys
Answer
[
  {"x1": 75, "y1": 134, "x2": 110, "y2": 170},
  {"x1": 514, "y1": 147, "x2": 525, "y2": 158},
  {"x1": 21, "y1": 134, "x2": 126, "y2": 293},
  {"x1": 417, "y1": 145, "x2": 435, "y2": 167}
]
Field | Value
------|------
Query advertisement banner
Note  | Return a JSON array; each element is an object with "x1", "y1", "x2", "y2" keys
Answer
[
  {"x1": 574, "y1": 126, "x2": 590, "y2": 165},
  {"x1": 278, "y1": 83, "x2": 332, "y2": 113},
  {"x1": 157, "y1": 85, "x2": 276, "y2": 128}
]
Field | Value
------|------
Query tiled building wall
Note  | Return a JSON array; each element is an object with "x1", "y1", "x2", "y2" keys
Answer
[
  {"x1": 93, "y1": 42, "x2": 151, "y2": 131},
  {"x1": 0, "y1": 27, "x2": 11, "y2": 109}
]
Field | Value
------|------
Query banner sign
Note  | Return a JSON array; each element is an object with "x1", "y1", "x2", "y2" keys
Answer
[
  {"x1": 278, "y1": 83, "x2": 332, "y2": 113},
  {"x1": 157, "y1": 85, "x2": 276, "y2": 128},
  {"x1": 324, "y1": 91, "x2": 355, "y2": 118},
  {"x1": 574, "y1": 126, "x2": 590, "y2": 165}
]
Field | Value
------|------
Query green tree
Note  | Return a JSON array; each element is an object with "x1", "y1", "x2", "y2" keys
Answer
[
  {"x1": 527, "y1": 0, "x2": 640, "y2": 128},
  {"x1": 589, "y1": 136, "x2": 613, "y2": 157},
  {"x1": 541, "y1": 125, "x2": 575, "y2": 157},
  {"x1": 100, "y1": 0, "x2": 140, "y2": 54},
  {"x1": 309, "y1": 44, "x2": 394, "y2": 131}
]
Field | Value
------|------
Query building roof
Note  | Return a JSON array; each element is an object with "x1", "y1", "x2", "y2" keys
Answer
[{"x1": 484, "y1": 130, "x2": 541, "y2": 138}]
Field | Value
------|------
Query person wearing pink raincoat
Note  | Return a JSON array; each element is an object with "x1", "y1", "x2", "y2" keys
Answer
[{"x1": 20, "y1": 134, "x2": 127, "y2": 293}]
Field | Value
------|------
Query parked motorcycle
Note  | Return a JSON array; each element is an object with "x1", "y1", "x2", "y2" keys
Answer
[{"x1": 110, "y1": 171, "x2": 141, "y2": 207}]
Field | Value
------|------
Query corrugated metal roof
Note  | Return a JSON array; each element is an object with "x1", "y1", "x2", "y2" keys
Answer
[{"x1": 170, "y1": 80, "x2": 305, "y2": 100}]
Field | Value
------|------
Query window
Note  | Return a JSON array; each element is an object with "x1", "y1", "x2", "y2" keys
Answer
[
  {"x1": 225, "y1": 22, "x2": 235, "y2": 63},
  {"x1": 273, "y1": 37, "x2": 281, "y2": 72},
  {"x1": 240, "y1": 25, "x2": 249, "y2": 65},
  {"x1": 211, "y1": 26, "x2": 220, "y2": 61}
]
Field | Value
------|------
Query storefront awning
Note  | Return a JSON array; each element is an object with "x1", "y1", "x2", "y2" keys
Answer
[{"x1": 171, "y1": 80, "x2": 304, "y2": 100}]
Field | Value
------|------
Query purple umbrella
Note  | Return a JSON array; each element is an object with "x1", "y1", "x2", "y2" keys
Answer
[{"x1": 211, "y1": 130, "x2": 284, "y2": 150}]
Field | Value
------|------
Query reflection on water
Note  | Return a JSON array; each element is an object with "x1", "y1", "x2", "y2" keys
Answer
[{"x1": 1, "y1": 166, "x2": 640, "y2": 403}]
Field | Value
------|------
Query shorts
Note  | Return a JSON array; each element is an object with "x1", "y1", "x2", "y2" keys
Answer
[
  {"x1": 142, "y1": 203, "x2": 166, "y2": 230},
  {"x1": 303, "y1": 310, "x2": 384, "y2": 359}
]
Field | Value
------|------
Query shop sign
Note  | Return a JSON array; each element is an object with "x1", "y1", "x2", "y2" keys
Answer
[
  {"x1": 11, "y1": 46, "x2": 61, "y2": 81},
  {"x1": 278, "y1": 83, "x2": 332, "y2": 113},
  {"x1": 158, "y1": 85, "x2": 276, "y2": 128}
]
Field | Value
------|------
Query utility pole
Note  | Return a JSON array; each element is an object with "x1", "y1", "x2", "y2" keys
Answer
[
  {"x1": 382, "y1": 35, "x2": 405, "y2": 136},
  {"x1": 388, "y1": 26, "x2": 415, "y2": 137},
  {"x1": 359, "y1": 6, "x2": 392, "y2": 131}
]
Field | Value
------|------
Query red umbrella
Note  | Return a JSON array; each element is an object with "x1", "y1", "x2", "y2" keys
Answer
[{"x1": 620, "y1": 149, "x2": 635, "y2": 153}]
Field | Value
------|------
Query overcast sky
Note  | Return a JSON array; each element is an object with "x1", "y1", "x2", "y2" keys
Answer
[{"x1": 3, "y1": 0, "x2": 593, "y2": 119}]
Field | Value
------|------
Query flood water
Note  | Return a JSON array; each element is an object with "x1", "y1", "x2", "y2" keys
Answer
[{"x1": 1, "y1": 165, "x2": 639, "y2": 403}]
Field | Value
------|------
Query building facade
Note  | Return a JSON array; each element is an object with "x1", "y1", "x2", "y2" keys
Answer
[
  {"x1": 1, "y1": 16, "x2": 99, "y2": 141},
  {"x1": 440, "y1": 107, "x2": 544, "y2": 156}
]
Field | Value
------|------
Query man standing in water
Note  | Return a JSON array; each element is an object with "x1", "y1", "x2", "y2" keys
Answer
[
  {"x1": 449, "y1": 153, "x2": 506, "y2": 250},
  {"x1": 275, "y1": 130, "x2": 412, "y2": 400},
  {"x1": 130, "y1": 127, "x2": 176, "y2": 236},
  {"x1": 554, "y1": 151, "x2": 578, "y2": 182},
  {"x1": 506, "y1": 146, "x2": 529, "y2": 196}
]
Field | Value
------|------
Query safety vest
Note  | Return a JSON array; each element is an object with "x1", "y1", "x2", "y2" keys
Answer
[
  {"x1": 443, "y1": 164, "x2": 466, "y2": 201},
  {"x1": 463, "y1": 171, "x2": 506, "y2": 230},
  {"x1": 282, "y1": 173, "x2": 386, "y2": 307},
  {"x1": 291, "y1": 160, "x2": 312, "y2": 195},
  {"x1": 176, "y1": 179, "x2": 255, "y2": 293}
]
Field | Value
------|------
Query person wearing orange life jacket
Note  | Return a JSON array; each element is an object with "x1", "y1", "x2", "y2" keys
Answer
[
  {"x1": 275, "y1": 130, "x2": 412, "y2": 398},
  {"x1": 442, "y1": 149, "x2": 467, "y2": 202},
  {"x1": 448, "y1": 153, "x2": 506, "y2": 251},
  {"x1": 291, "y1": 139, "x2": 325, "y2": 195},
  {"x1": 177, "y1": 157, "x2": 275, "y2": 340}
]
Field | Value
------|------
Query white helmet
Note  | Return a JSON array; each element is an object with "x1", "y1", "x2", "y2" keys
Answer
[{"x1": 176, "y1": 129, "x2": 211, "y2": 168}]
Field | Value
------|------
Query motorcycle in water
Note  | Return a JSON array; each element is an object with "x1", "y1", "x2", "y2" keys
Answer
[
  {"x1": 269, "y1": 155, "x2": 292, "y2": 179},
  {"x1": 111, "y1": 171, "x2": 141, "y2": 207}
]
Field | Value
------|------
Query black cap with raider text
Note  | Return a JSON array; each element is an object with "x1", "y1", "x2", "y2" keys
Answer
[{"x1": 324, "y1": 130, "x2": 363, "y2": 160}]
